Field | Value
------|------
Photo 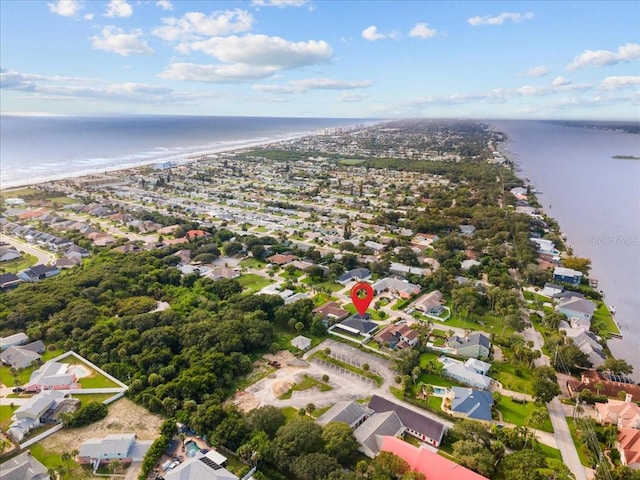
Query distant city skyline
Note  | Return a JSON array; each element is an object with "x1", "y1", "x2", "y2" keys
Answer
[{"x1": 1, "y1": 0, "x2": 639, "y2": 119}]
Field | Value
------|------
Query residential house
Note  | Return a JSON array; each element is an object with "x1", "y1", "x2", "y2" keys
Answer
[
  {"x1": 0, "y1": 341, "x2": 45, "y2": 369},
  {"x1": 446, "y1": 333, "x2": 491, "y2": 359},
  {"x1": 8, "y1": 390, "x2": 66, "y2": 441},
  {"x1": 380, "y1": 436, "x2": 488, "y2": 480},
  {"x1": 413, "y1": 290, "x2": 444, "y2": 315},
  {"x1": 559, "y1": 322, "x2": 606, "y2": 367},
  {"x1": 78, "y1": 434, "x2": 152, "y2": 466},
  {"x1": 449, "y1": 387, "x2": 494, "y2": 422},
  {"x1": 0, "y1": 332, "x2": 28, "y2": 350},
  {"x1": 368, "y1": 395, "x2": 447, "y2": 447},
  {"x1": 617, "y1": 427, "x2": 640, "y2": 470},
  {"x1": 364, "y1": 240, "x2": 385, "y2": 255},
  {"x1": 333, "y1": 315, "x2": 377, "y2": 337},
  {"x1": 0, "y1": 272, "x2": 22, "y2": 290},
  {"x1": 284, "y1": 292, "x2": 310, "y2": 304},
  {"x1": 389, "y1": 263, "x2": 429, "y2": 277},
  {"x1": 0, "y1": 450, "x2": 51, "y2": 480},
  {"x1": 539, "y1": 283, "x2": 564, "y2": 298},
  {"x1": 461, "y1": 259, "x2": 481, "y2": 271},
  {"x1": 312, "y1": 301, "x2": 349, "y2": 325},
  {"x1": 459, "y1": 225, "x2": 476, "y2": 236},
  {"x1": 553, "y1": 266, "x2": 583, "y2": 286},
  {"x1": 164, "y1": 451, "x2": 239, "y2": 480},
  {"x1": 439, "y1": 357, "x2": 492, "y2": 390},
  {"x1": 316, "y1": 401, "x2": 370, "y2": 429},
  {"x1": 266, "y1": 253, "x2": 298, "y2": 266},
  {"x1": 25, "y1": 360, "x2": 77, "y2": 392},
  {"x1": 374, "y1": 323, "x2": 419, "y2": 350},
  {"x1": 566, "y1": 370, "x2": 640, "y2": 402},
  {"x1": 206, "y1": 267, "x2": 240, "y2": 280},
  {"x1": 410, "y1": 233, "x2": 439, "y2": 249},
  {"x1": 556, "y1": 296, "x2": 596, "y2": 330},
  {"x1": 18, "y1": 265, "x2": 60, "y2": 282},
  {"x1": 0, "y1": 246, "x2": 21, "y2": 262},
  {"x1": 185, "y1": 229, "x2": 211, "y2": 241},
  {"x1": 596, "y1": 396, "x2": 640, "y2": 429},
  {"x1": 55, "y1": 257, "x2": 82, "y2": 269},
  {"x1": 372, "y1": 277, "x2": 420, "y2": 299},
  {"x1": 337, "y1": 267, "x2": 371, "y2": 285},
  {"x1": 531, "y1": 238, "x2": 560, "y2": 256},
  {"x1": 291, "y1": 335, "x2": 311, "y2": 351}
]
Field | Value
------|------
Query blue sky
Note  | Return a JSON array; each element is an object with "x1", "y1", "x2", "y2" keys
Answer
[{"x1": 1, "y1": 0, "x2": 639, "y2": 119}]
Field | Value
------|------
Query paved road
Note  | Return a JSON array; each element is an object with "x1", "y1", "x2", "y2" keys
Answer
[
  {"x1": 0, "y1": 234, "x2": 56, "y2": 265},
  {"x1": 548, "y1": 397, "x2": 587, "y2": 480},
  {"x1": 523, "y1": 326, "x2": 551, "y2": 367}
]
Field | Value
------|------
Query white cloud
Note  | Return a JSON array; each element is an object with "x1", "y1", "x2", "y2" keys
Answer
[
  {"x1": 567, "y1": 43, "x2": 640, "y2": 70},
  {"x1": 84, "y1": 13, "x2": 94, "y2": 20},
  {"x1": 48, "y1": 0, "x2": 81, "y2": 17},
  {"x1": 552, "y1": 76, "x2": 571, "y2": 87},
  {"x1": 252, "y1": 0, "x2": 310, "y2": 7},
  {"x1": 253, "y1": 78, "x2": 373, "y2": 93},
  {"x1": 338, "y1": 93, "x2": 368, "y2": 102},
  {"x1": 601, "y1": 75, "x2": 640, "y2": 90},
  {"x1": 105, "y1": 0, "x2": 133, "y2": 18},
  {"x1": 159, "y1": 62, "x2": 278, "y2": 82},
  {"x1": 409, "y1": 23, "x2": 437, "y2": 39},
  {"x1": 468, "y1": 12, "x2": 534, "y2": 26},
  {"x1": 361, "y1": 25, "x2": 398, "y2": 41},
  {"x1": 188, "y1": 34, "x2": 333, "y2": 69},
  {"x1": 91, "y1": 26, "x2": 153, "y2": 56},
  {"x1": 156, "y1": 0, "x2": 173, "y2": 11},
  {"x1": 524, "y1": 65, "x2": 549, "y2": 77},
  {"x1": 153, "y1": 9, "x2": 254, "y2": 42}
]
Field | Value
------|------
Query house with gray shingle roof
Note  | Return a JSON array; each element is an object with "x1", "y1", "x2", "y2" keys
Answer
[
  {"x1": 354, "y1": 411, "x2": 405, "y2": 458},
  {"x1": 0, "y1": 450, "x2": 50, "y2": 480},
  {"x1": 446, "y1": 332, "x2": 491, "y2": 359},
  {"x1": 316, "y1": 401, "x2": 370, "y2": 429},
  {"x1": 449, "y1": 387, "x2": 494, "y2": 422},
  {"x1": 78, "y1": 434, "x2": 152, "y2": 466}
]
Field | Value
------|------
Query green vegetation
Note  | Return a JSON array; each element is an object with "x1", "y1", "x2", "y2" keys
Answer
[
  {"x1": 310, "y1": 351, "x2": 383, "y2": 387},
  {"x1": 278, "y1": 375, "x2": 332, "y2": 400},
  {"x1": 237, "y1": 273, "x2": 273, "y2": 292},
  {"x1": 0, "y1": 404, "x2": 18, "y2": 430},
  {"x1": 72, "y1": 393, "x2": 119, "y2": 405},
  {"x1": 495, "y1": 397, "x2": 554, "y2": 433},
  {"x1": 0, "y1": 253, "x2": 38, "y2": 273},
  {"x1": 489, "y1": 360, "x2": 535, "y2": 394}
]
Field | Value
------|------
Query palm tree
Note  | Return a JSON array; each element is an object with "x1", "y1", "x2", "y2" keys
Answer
[{"x1": 422, "y1": 384, "x2": 434, "y2": 404}]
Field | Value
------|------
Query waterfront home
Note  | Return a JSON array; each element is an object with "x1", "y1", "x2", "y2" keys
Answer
[
  {"x1": 596, "y1": 395, "x2": 640, "y2": 429},
  {"x1": 539, "y1": 283, "x2": 564, "y2": 298},
  {"x1": 380, "y1": 436, "x2": 488, "y2": 480},
  {"x1": 553, "y1": 266, "x2": 583, "y2": 285},
  {"x1": 566, "y1": 370, "x2": 640, "y2": 402},
  {"x1": 556, "y1": 295, "x2": 596, "y2": 330},
  {"x1": 559, "y1": 322, "x2": 606, "y2": 367},
  {"x1": 617, "y1": 427, "x2": 640, "y2": 470},
  {"x1": 531, "y1": 237, "x2": 560, "y2": 256}
]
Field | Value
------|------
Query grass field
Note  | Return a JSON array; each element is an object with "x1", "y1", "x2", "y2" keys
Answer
[
  {"x1": 496, "y1": 397, "x2": 554, "y2": 433},
  {"x1": 57, "y1": 356, "x2": 121, "y2": 388},
  {"x1": 0, "y1": 253, "x2": 38, "y2": 273},
  {"x1": 0, "y1": 348, "x2": 65, "y2": 387},
  {"x1": 239, "y1": 257, "x2": 266, "y2": 269},
  {"x1": 0, "y1": 404, "x2": 18, "y2": 430},
  {"x1": 489, "y1": 360, "x2": 534, "y2": 394},
  {"x1": 302, "y1": 277, "x2": 344, "y2": 292},
  {"x1": 278, "y1": 374, "x2": 332, "y2": 400},
  {"x1": 237, "y1": 273, "x2": 273, "y2": 293},
  {"x1": 592, "y1": 303, "x2": 620, "y2": 335}
]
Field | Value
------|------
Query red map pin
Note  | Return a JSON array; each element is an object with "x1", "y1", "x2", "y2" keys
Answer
[{"x1": 350, "y1": 282, "x2": 374, "y2": 317}]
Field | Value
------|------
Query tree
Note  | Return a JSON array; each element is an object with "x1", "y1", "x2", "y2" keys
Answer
[
  {"x1": 292, "y1": 452, "x2": 342, "y2": 480},
  {"x1": 532, "y1": 366, "x2": 560, "y2": 403},
  {"x1": 245, "y1": 406, "x2": 286, "y2": 438},
  {"x1": 394, "y1": 348, "x2": 420, "y2": 375},
  {"x1": 271, "y1": 419, "x2": 324, "y2": 470},
  {"x1": 368, "y1": 451, "x2": 411, "y2": 478},
  {"x1": 600, "y1": 357, "x2": 634, "y2": 375},
  {"x1": 562, "y1": 256, "x2": 591, "y2": 275},
  {"x1": 500, "y1": 449, "x2": 546, "y2": 480},
  {"x1": 452, "y1": 440, "x2": 496, "y2": 477},
  {"x1": 322, "y1": 421, "x2": 359, "y2": 463}
]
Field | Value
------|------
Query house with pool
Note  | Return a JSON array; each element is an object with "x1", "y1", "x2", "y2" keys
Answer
[{"x1": 25, "y1": 360, "x2": 80, "y2": 392}]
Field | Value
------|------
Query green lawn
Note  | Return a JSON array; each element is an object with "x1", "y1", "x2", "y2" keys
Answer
[
  {"x1": 415, "y1": 372, "x2": 458, "y2": 388},
  {"x1": 0, "y1": 404, "x2": 18, "y2": 430},
  {"x1": 567, "y1": 418, "x2": 594, "y2": 467},
  {"x1": 312, "y1": 293, "x2": 339, "y2": 306},
  {"x1": 302, "y1": 277, "x2": 344, "y2": 292},
  {"x1": 496, "y1": 397, "x2": 554, "y2": 433},
  {"x1": 536, "y1": 442, "x2": 563, "y2": 461},
  {"x1": 237, "y1": 273, "x2": 273, "y2": 292},
  {"x1": 343, "y1": 303, "x2": 386, "y2": 321},
  {"x1": 0, "y1": 347, "x2": 64, "y2": 386},
  {"x1": 239, "y1": 257, "x2": 266, "y2": 269},
  {"x1": 281, "y1": 406, "x2": 300, "y2": 421},
  {"x1": 57, "y1": 357, "x2": 121, "y2": 388},
  {"x1": 592, "y1": 303, "x2": 620, "y2": 335},
  {"x1": 419, "y1": 351, "x2": 441, "y2": 368},
  {"x1": 489, "y1": 360, "x2": 534, "y2": 394},
  {"x1": 72, "y1": 393, "x2": 118, "y2": 405},
  {"x1": 0, "y1": 253, "x2": 38, "y2": 273}
]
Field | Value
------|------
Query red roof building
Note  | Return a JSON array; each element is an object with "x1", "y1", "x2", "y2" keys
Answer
[
  {"x1": 617, "y1": 427, "x2": 640, "y2": 469},
  {"x1": 380, "y1": 436, "x2": 488, "y2": 480},
  {"x1": 185, "y1": 229, "x2": 211, "y2": 240},
  {"x1": 267, "y1": 253, "x2": 298, "y2": 265}
]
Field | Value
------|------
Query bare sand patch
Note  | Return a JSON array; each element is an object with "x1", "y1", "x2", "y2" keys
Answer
[{"x1": 40, "y1": 398, "x2": 163, "y2": 453}]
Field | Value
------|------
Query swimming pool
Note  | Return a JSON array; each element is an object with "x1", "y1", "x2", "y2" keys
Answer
[
  {"x1": 185, "y1": 441, "x2": 200, "y2": 457},
  {"x1": 67, "y1": 364, "x2": 90, "y2": 378}
]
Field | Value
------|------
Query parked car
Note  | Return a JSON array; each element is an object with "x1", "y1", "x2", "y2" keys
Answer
[{"x1": 12, "y1": 387, "x2": 25, "y2": 393}]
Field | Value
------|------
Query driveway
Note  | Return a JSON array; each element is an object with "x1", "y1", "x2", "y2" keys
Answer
[{"x1": 547, "y1": 397, "x2": 587, "y2": 480}]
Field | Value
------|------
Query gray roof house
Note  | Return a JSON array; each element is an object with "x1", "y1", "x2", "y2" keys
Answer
[
  {"x1": 334, "y1": 315, "x2": 377, "y2": 336},
  {"x1": 559, "y1": 321, "x2": 606, "y2": 368},
  {"x1": 440, "y1": 357, "x2": 492, "y2": 390},
  {"x1": 78, "y1": 434, "x2": 152, "y2": 465},
  {"x1": 368, "y1": 395, "x2": 447, "y2": 447},
  {"x1": 25, "y1": 361, "x2": 76, "y2": 392},
  {"x1": 0, "y1": 332, "x2": 28, "y2": 351},
  {"x1": 337, "y1": 268, "x2": 371, "y2": 285},
  {"x1": 0, "y1": 450, "x2": 50, "y2": 480},
  {"x1": 316, "y1": 401, "x2": 370, "y2": 429},
  {"x1": 556, "y1": 296, "x2": 596, "y2": 330},
  {"x1": 164, "y1": 451, "x2": 239, "y2": 480},
  {"x1": 450, "y1": 387, "x2": 494, "y2": 421},
  {"x1": 447, "y1": 332, "x2": 491, "y2": 359},
  {"x1": 8, "y1": 390, "x2": 66, "y2": 442},
  {"x1": 0, "y1": 343, "x2": 43, "y2": 369}
]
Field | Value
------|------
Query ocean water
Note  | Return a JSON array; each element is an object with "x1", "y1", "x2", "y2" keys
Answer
[
  {"x1": 0, "y1": 115, "x2": 364, "y2": 188},
  {"x1": 492, "y1": 120, "x2": 640, "y2": 379}
]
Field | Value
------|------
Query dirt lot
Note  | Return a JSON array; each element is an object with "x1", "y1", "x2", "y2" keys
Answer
[{"x1": 40, "y1": 398, "x2": 163, "y2": 452}]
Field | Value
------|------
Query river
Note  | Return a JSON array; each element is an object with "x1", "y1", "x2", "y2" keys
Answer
[{"x1": 491, "y1": 120, "x2": 640, "y2": 380}]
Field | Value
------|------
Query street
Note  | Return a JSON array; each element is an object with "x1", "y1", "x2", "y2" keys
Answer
[
  {"x1": 547, "y1": 397, "x2": 587, "y2": 480},
  {"x1": 0, "y1": 234, "x2": 56, "y2": 266}
]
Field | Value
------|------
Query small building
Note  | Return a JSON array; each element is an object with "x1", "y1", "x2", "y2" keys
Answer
[
  {"x1": 553, "y1": 266, "x2": 583, "y2": 286},
  {"x1": 316, "y1": 400, "x2": 370, "y2": 429},
  {"x1": 291, "y1": 335, "x2": 311, "y2": 351}
]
